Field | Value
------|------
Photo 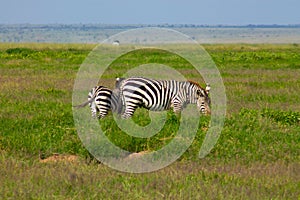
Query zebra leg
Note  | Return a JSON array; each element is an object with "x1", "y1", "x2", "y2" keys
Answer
[
  {"x1": 121, "y1": 103, "x2": 138, "y2": 119},
  {"x1": 98, "y1": 111, "x2": 108, "y2": 119},
  {"x1": 172, "y1": 105, "x2": 182, "y2": 115},
  {"x1": 97, "y1": 107, "x2": 107, "y2": 118},
  {"x1": 171, "y1": 98, "x2": 183, "y2": 114},
  {"x1": 97, "y1": 103, "x2": 110, "y2": 119},
  {"x1": 115, "y1": 93, "x2": 124, "y2": 115},
  {"x1": 92, "y1": 111, "x2": 97, "y2": 118},
  {"x1": 90, "y1": 101, "x2": 98, "y2": 118}
]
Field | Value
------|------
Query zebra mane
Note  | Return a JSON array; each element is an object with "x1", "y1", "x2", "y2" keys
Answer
[{"x1": 187, "y1": 80, "x2": 205, "y2": 90}]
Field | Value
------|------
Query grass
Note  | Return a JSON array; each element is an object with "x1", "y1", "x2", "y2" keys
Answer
[
  {"x1": 1, "y1": 157, "x2": 299, "y2": 199},
  {"x1": 0, "y1": 43, "x2": 299, "y2": 199}
]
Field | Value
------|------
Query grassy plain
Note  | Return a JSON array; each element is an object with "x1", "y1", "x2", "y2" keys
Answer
[{"x1": 0, "y1": 43, "x2": 299, "y2": 199}]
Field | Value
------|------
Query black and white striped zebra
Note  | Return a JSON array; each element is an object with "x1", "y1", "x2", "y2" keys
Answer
[
  {"x1": 74, "y1": 85, "x2": 122, "y2": 118},
  {"x1": 116, "y1": 77, "x2": 211, "y2": 118}
]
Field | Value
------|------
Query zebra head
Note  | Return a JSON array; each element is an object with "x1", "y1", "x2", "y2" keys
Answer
[
  {"x1": 188, "y1": 81, "x2": 211, "y2": 115},
  {"x1": 196, "y1": 84, "x2": 211, "y2": 115}
]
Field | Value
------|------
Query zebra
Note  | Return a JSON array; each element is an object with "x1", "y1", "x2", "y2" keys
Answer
[
  {"x1": 116, "y1": 77, "x2": 211, "y2": 119},
  {"x1": 74, "y1": 85, "x2": 122, "y2": 118}
]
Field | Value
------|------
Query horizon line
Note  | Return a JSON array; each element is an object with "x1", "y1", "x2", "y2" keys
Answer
[{"x1": 1, "y1": 23, "x2": 300, "y2": 27}]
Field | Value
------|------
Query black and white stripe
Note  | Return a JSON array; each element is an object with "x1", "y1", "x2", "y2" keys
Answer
[
  {"x1": 75, "y1": 86, "x2": 121, "y2": 118},
  {"x1": 116, "y1": 77, "x2": 211, "y2": 118}
]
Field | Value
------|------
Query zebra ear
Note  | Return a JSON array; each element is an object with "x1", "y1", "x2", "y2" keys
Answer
[
  {"x1": 205, "y1": 83, "x2": 210, "y2": 95},
  {"x1": 116, "y1": 77, "x2": 121, "y2": 84},
  {"x1": 115, "y1": 77, "x2": 124, "y2": 88}
]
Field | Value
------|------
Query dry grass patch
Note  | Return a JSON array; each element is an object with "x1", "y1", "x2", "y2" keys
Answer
[{"x1": 39, "y1": 153, "x2": 80, "y2": 163}]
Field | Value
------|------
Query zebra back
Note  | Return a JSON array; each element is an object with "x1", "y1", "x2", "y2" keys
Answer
[{"x1": 116, "y1": 77, "x2": 211, "y2": 118}]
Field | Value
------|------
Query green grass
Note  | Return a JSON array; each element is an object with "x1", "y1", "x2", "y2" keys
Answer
[{"x1": 0, "y1": 43, "x2": 299, "y2": 199}]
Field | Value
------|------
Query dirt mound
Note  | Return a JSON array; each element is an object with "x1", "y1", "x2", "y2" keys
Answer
[{"x1": 39, "y1": 154, "x2": 79, "y2": 163}]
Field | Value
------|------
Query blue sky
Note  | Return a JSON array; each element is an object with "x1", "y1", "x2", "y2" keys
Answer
[{"x1": 0, "y1": 0, "x2": 299, "y2": 25}]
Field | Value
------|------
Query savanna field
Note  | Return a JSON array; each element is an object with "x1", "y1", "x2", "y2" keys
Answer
[{"x1": 0, "y1": 43, "x2": 299, "y2": 199}]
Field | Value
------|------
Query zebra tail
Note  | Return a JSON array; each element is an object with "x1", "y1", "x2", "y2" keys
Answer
[{"x1": 73, "y1": 98, "x2": 94, "y2": 109}]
